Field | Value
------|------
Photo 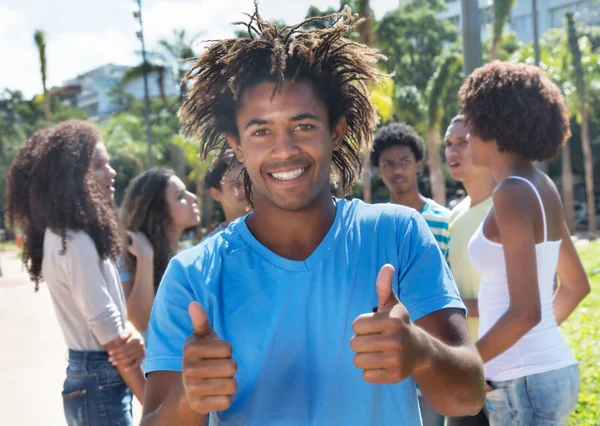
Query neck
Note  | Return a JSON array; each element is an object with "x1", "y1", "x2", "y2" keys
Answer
[
  {"x1": 462, "y1": 171, "x2": 496, "y2": 206},
  {"x1": 489, "y1": 153, "x2": 536, "y2": 184},
  {"x1": 390, "y1": 188, "x2": 427, "y2": 211},
  {"x1": 246, "y1": 190, "x2": 335, "y2": 261},
  {"x1": 168, "y1": 227, "x2": 184, "y2": 253}
]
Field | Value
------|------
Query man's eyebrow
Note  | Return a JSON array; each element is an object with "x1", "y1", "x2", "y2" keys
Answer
[
  {"x1": 290, "y1": 113, "x2": 320, "y2": 122},
  {"x1": 244, "y1": 118, "x2": 270, "y2": 130}
]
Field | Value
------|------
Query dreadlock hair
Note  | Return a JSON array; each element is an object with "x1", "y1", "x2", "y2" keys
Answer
[
  {"x1": 120, "y1": 168, "x2": 175, "y2": 294},
  {"x1": 5, "y1": 120, "x2": 120, "y2": 290},
  {"x1": 179, "y1": 2, "x2": 386, "y2": 205}
]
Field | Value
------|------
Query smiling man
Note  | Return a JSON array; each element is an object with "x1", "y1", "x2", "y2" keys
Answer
[
  {"x1": 140, "y1": 6, "x2": 485, "y2": 426},
  {"x1": 371, "y1": 123, "x2": 451, "y2": 258}
]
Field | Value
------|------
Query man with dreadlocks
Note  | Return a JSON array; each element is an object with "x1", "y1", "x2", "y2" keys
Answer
[{"x1": 141, "y1": 4, "x2": 485, "y2": 425}]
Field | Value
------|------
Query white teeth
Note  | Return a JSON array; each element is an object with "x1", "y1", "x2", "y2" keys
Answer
[{"x1": 271, "y1": 168, "x2": 304, "y2": 181}]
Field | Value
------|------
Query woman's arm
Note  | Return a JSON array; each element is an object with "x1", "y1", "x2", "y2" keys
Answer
[
  {"x1": 554, "y1": 222, "x2": 590, "y2": 325},
  {"x1": 105, "y1": 337, "x2": 145, "y2": 402},
  {"x1": 123, "y1": 231, "x2": 155, "y2": 332},
  {"x1": 476, "y1": 183, "x2": 542, "y2": 363}
]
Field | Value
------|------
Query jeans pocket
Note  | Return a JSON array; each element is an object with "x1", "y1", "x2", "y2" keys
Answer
[
  {"x1": 525, "y1": 366, "x2": 580, "y2": 422},
  {"x1": 62, "y1": 388, "x2": 89, "y2": 426},
  {"x1": 98, "y1": 381, "x2": 133, "y2": 426},
  {"x1": 486, "y1": 385, "x2": 514, "y2": 426}
]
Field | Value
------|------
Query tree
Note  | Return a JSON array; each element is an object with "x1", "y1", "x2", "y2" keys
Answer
[
  {"x1": 157, "y1": 29, "x2": 201, "y2": 105},
  {"x1": 33, "y1": 30, "x2": 50, "y2": 121},
  {"x1": 357, "y1": 0, "x2": 374, "y2": 203},
  {"x1": 376, "y1": 0, "x2": 458, "y2": 92},
  {"x1": 562, "y1": 141, "x2": 576, "y2": 231},
  {"x1": 425, "y1": 52, "x2": 462, "y2": 205},
  {"x1": 489, "y1": 0, "x2": 516, "y2": 61},
  {"x1": 566, "y1": 12, "x2": 596, "y2": 239},
  {"x1": 122, "y1": 63, "x2": 171, "y2": 112}
]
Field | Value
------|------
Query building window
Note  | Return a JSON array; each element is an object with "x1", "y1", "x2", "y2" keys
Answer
[
  {"x1": 550, "y1": 1, "x2": 599, "y2": 28},
  {"x1": 510, "y1": 13, "x2": 534, "y2": 43}
]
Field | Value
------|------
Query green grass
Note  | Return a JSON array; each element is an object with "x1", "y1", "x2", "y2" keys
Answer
[{"x1": 564, "y1": 242, "x2": 600, "y2": 426}]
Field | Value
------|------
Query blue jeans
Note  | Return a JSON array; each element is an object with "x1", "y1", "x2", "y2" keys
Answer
[
  {"x1": 486, "y1": 365, "x2": 580, "y2": 426},
  {"x1": 62, "y1": 350, "x2": 133, "y2": 426}
]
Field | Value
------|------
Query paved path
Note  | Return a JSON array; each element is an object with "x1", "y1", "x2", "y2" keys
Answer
[{"x1": 0, "y1": 249, "x2": 142, "y2": 425}]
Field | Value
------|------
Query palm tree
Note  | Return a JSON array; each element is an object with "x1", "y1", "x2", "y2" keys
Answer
[
  {"x1": 34, "y1": 30, "x2": 50, "y2": 121},
  {"x1": 425, "y1": 52, "x2": 462, "y2": 206},
  {"x1": 157, "y1": 30, "x2": 201, "y2": 105},
  {"x1": 122, "y1": 63, "x2": 171, "y2": 112},
  {"x1": 489, "y1": 0, "x2": 516, "y2": 61},
  {"x1": 357, "y1": 0, "x2": 374, "y2": 203},
  {"x1": 562, "y1": 142, "x2": 575, "y2": 232},
  {"x1": 566, "y1": 12, "x2": 596, "y2": 239}
]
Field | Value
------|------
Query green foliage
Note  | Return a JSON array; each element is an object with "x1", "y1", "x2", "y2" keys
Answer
[
  {"x1": 562, "y1": 242, "x2": 600, "y2": 425},
  {"x1": 376, "y1": 0, "x2": 458, "y2": 91},
  {"x1": 490, "y1": 0, "x2": 516, "y2": 57}
]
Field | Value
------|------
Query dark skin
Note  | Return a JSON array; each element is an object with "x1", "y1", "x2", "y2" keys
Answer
[
  {"x1": 376, "y1": 145, "x2": 428, "y2": 212},
  {"x1": 141, "y1": 81, "x2": 485, "y2": 425},
  {"x1": 467, "y1": 133, "x2": 590, "y2": 364},
  {"x1": 444, "y1": 121, "x2": 496, "y2": 317}
]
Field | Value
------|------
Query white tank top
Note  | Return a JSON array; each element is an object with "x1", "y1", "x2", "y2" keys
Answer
[{"x1": 468, "y1": 176, "x2": 577, "y2": 381}]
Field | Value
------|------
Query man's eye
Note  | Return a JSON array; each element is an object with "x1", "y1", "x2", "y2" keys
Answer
[
  {"x1": 252, "y1": 129, "x2": 269, "y2": 136},
  {"x1": 296, "y1": 124, "x2": 314, "y2": 131}
]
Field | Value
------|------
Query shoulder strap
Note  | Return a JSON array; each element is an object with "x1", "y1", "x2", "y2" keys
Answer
[{"x1": 505, "y1": 176, "x2": 547, "y2": 242}]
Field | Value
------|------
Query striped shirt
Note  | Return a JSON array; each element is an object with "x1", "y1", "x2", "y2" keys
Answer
[{"x1": 420, "y1": 198, "x2": 451, "y2": 257}]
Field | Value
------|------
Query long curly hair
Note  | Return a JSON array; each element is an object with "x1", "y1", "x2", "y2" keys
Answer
[
  {"x1": 5, "y1": 120, "x2": 120, "y2": 290},
  {"x1": 119, "y1": 168, "x2": 174, "y2": 293},
  {"x1": 179, "y1": 2, "x2": 386, "y2": 204}
]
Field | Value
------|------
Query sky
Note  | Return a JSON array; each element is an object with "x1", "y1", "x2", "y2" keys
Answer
[{"x1": 0, "y1": 0, "x2": 400, "y2": 98}]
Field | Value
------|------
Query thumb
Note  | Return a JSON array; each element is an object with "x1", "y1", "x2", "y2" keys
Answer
[
  {"x1": 188, "y1": 302, "x2": 216, "y2": 338},
  {"x1": 376, "y1": 264, "x2": 400, "y2": 312}
]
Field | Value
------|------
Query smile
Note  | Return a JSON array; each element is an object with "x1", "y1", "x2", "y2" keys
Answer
[
  {"x1": 449, "y1": 163, "x2": 461, "y2": 168},
  {"x1": 270, "y1": 168, "x2": 305, "y2": 181}
]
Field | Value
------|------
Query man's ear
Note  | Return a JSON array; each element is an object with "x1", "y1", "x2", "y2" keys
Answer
[
  {"x1": 209, "y1": 187, "x2": 222, "y2": 202},
  {"x1": 331, "y1": 117, "x2": 348, "y2": 151},
  {"x1": 416, "y1": 160, "x2": 424, "y2": 175},
  {"x1": 226, "y1": 134, "x2": 244, "y2": 163}
]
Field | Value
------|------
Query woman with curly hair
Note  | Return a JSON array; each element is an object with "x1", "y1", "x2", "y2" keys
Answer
[
  {"x1": 460, "y1": 61, "x2": 590, "y2": 425},
  {"x1": 5, "y1": 120, "x2": 145, "y2": 426},
  {"x1": 119, "y1": 168, "x2": 200, "y2": 334}
]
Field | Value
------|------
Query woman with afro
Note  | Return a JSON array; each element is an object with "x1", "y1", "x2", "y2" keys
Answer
[
  {"x1": 5, "y1": 120, "x2": 145, "y2": 425},
  {"x1": 460, "y1": 61, "x2": 590, "y2": 425}
]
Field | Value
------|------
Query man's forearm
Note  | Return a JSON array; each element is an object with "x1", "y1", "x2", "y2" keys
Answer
[
  {"x1": 412, "y1": 327, "x2": 485, "y2": 417},
  {"x1": 141, "y1": 376, "x2": 206, "y2": 426}
]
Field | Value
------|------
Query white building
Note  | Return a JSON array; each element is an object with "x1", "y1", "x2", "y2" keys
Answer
[
  {"x1": 439, "y1": 0, "x2": 600, "y2": 43},
  {"x1": 59, "y1": 63, "x2": 179, "y2": 119}
]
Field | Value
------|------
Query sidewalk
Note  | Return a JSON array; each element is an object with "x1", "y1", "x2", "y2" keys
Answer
[{"x1": 0, "y1": 249, "x2": 141, "y2": 425}]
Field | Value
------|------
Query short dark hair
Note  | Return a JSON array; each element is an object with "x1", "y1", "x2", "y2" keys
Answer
[
  {"x1": 450, "y1": 115, "x2": 464, "y2": 125},
  {"x1": 459, "y1": 61, "x2": 570, "y2": 161},
  {"x1": 371, "y1": 123, "x2": 425, "y2": 167},
  {"x1": 179, "y1": 4, "x2": 386, "y2": 204},
  {"x1": 205, "y1": 155, "x2": 236, "y2": 191}
]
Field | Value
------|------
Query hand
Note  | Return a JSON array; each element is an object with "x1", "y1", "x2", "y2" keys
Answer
[
  {"x1": 351, "y1": 264, "x2": 425, "y2": 384},
  {"x1": 108, "y1": 328, "x2": 145, "y2": 372},
  {"x1": 183, "y1": 302, "x2": 238, "y2": 414},
  {"x1": 126, "y1": 231, "x2": 154, "y2": 259}
]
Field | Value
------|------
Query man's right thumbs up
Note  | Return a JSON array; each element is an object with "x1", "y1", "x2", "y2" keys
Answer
[
  {"x1": 189, "y1": 301, "x2": 217, "y2": 338},
  {"x1": 182, "y1": 302, "x2": 238, "y2": 415}
]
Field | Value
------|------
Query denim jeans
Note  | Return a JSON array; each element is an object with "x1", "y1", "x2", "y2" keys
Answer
[
  {"x1": 485, "y1": 365, "x2": 580, "y2": 426},
  {"x1": 62, "y1": 350, "x2": 133, "y2": 426},
  {"x1": 419, "y1": 395, "x2": 445, "y2": 426}
]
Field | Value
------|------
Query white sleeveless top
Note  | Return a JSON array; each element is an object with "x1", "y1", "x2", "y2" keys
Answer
[{"x1": 468, "y1": 176, "x2": 577, "y2": 381}]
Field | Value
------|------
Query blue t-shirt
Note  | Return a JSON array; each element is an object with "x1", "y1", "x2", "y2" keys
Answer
[{"x1": 146, "y1": 198, "x2": 465, "y2": 426}]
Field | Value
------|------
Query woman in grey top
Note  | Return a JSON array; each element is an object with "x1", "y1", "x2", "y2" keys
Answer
[{"x1": 5, "y1": 120, "x2": 145, "y2": 426}]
